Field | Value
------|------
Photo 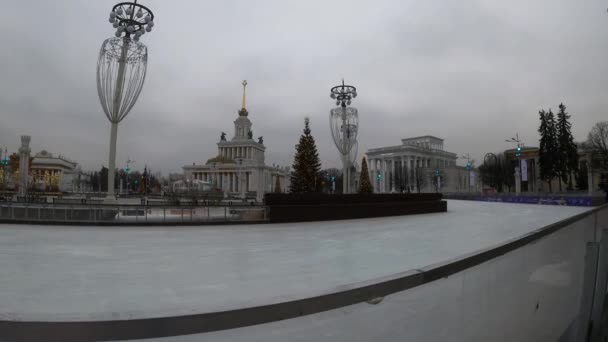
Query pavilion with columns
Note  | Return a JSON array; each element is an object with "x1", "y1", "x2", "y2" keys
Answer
[
  {"x1": 366, "y1": 135, "x2": 479, "y2": 193},
  {"x1": 182, "y1": 81, "x2": 290, "y2": 201}
]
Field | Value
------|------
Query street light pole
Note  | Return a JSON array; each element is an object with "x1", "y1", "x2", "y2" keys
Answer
[
  {"x1": 97, "y1": 1, "x2": 155, "y2": 202},
  {"x1": 330, "y1": 80, "x2": 359, "y2": 194},
  {"x1": 505, "y1": 133, "x2": 524, "y2": 193},
  {"x1": 461, "y1": 153, "x2": 474, "y2": 193}
]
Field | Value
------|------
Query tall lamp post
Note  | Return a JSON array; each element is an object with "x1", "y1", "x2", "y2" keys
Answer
[
  {"x1": 505, "y1": 133, "x2": 523, "y2": 194},
  {"x1": 461, "y1": 153, "x2": 474, "y2": 193},
  {"x1": 330, "y1": 80, "x2": 359, "y2": 194},
  {"x1": 124, "y1": 158, "x2": 135, "y2": 194},
  {"x1": 97, "y1": 1, "x2": 155, "y2": 202}
]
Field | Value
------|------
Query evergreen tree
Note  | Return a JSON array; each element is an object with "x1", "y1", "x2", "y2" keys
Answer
[
  {"x1": 539, "y1": 109, "x2": 558, "y2": 192},
  {"x1": 358, "y1": 157, "x2": 373, "y2": 193},
  {"x1": 556, "y1": 103, "x2": 579, "y2": 190},
  {"x1": 290, "y1": 118, "x2": 322, "y2": 193}
]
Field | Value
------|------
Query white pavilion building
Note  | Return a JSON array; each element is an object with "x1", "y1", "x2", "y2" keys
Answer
[
  {"x1": 366, "y1": 135, "x2": 480, "y2": 193},
  {"x1": 182, "y1": 81, "x2": 289, "y2": 201}
]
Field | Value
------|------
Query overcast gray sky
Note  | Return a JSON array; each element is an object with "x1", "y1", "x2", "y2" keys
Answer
[{"x1": 1, "y1": 0, "x2": 607, "y2": 174}]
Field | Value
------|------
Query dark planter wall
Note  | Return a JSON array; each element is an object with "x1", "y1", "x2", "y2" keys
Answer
[
  {"x1": 265, "y1": 193, "x2": 446, "y2": 223},
  {"x1": 264, "y1": 193, "x2": 442, "y2": 206}
]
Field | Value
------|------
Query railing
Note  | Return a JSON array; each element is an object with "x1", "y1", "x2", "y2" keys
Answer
[
  {"x1": 0, "y1": 202, "x2": 267, "y2": 225},
  {"x1": 443, "y1": 192, "x2": 606, "y2": 206},
  {"x1": 0, "y1": 205, "x2": 607, "y2": 341}
]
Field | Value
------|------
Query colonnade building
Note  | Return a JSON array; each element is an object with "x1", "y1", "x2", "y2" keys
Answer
[
  {"x1": 366, "y1": 135, "x2": 480, "y2": 193},
  {"x1": 182, "y1": 81, "x2": 289, "y2": 201}
]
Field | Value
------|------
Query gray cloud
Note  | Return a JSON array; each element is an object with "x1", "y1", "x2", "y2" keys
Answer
[{"x1": 1, "y1": 0, "x2": 607, "y2": 173}]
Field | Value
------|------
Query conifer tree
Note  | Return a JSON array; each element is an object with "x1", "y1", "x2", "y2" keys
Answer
[
  {"x1": 358, "y1": 157, "x2": 373, "y2": 193},
  {"x1": 290, "y1": 118, "x2": 322, "y2": 193},
  {"x1": 556, "y1": 103, "x2": 579, "y2": 190},
  {"x1": 539, "y1": 109, "x2": 558, "y2": 191}
]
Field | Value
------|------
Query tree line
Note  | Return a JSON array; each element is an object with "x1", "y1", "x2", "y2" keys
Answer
[
  {"x1": 479, "y1": 103, "x2": 608, "y2": 194},
  {"x1": 538, "y1": 103, "x2": 579, "y2": 192}
]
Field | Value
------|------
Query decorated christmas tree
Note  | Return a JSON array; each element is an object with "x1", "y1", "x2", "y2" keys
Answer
[
  {"x1": 358, "y1": 157, "x2": 373, "y2": 193},
  {"x1": 290, "y1": 118, "x2": 322, "y2": 193}
]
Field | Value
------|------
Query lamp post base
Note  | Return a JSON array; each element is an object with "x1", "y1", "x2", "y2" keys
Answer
[{"x1": 104, "y1": 196, "x2": 118, "y2": 204}]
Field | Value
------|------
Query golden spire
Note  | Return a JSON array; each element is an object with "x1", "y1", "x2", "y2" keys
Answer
[{"x1": 241, "y1": 80, "x2": 247, "y2": 110}]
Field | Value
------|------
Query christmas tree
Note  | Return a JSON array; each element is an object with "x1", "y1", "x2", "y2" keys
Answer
[
  {"x1": 358, "y1": 157, "x2": 373, "y2": 193},
  {"x1": 290, "y1": 118, "x2": 322, "y2": 193}
]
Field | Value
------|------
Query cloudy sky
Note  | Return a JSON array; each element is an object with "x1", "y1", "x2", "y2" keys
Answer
[{"x1": 1, "y1": 0, "x2": 607, "y2": 174}]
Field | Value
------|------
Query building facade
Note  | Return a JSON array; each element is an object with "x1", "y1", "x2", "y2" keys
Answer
[
  {"x1": 182, "y1": 81, "x2": 289, "y2": 201},
  {"x1": 366, "y1": 135, "x2": 480, "y2": 193},
  {"x1": 30, "y1": 150, "x2": 88, "y2": 192},
  {"x1": 503, "y1": 145, "x2": 605, "y2": 195}
]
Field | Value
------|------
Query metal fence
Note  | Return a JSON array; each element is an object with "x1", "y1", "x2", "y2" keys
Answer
[{"x1": 0, "y1": 202, "x2": 267, "y2": 225}]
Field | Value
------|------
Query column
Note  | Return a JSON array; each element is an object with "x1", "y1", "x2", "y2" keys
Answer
[
  {"x1": 256, "y1": 169, "x2": 264, "y2": 202},
  {"x1": 384, "y1": 159, "x2": 389, "y2": 193},
  {"x1": 379, "y1": 159, "x2": 385, "y2": 192},
  {"x1": 391, "y1": 159, "x2": 396, "y2": 192},
  {"x1": 235, "y1": 172, "x2": 239, "y2": 193},
  {"x1": 225, "y1": 173, "x2": 229, "y2": 194},
  {"x1": 18, "y1": 135, "x2": 31, "y2": 197},
  {"x1": 371, "y1": 159, "x2": 376, "y2": 192},
  {"x1": 415, "y1": 157, "x2": 420, "y2": 191},
  {"x1": 406, "y1": 156, "x2": 411, "y2": 191},
  {"x1": 401, "y1": 155, "x2": 405, "y2": 192}
]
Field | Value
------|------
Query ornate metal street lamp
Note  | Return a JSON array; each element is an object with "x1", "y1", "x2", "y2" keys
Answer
[
  {"x1": 330, "y1": 80, "x2": 358, "y2": 194},
  {"x1": 97, "y1": 1, "x2": 154, "y2": 201}
]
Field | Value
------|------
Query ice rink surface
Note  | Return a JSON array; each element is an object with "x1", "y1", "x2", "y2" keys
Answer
[{"x1": 0, "y1": 200, "x2": 591, "y2": 321}]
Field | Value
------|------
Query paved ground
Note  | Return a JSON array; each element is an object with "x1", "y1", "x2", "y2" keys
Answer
[{"x1": 0, "y1": 200, "x2": 591, "y2": 321}]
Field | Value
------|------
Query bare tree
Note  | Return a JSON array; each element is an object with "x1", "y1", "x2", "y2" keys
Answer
[{"x1": 587, "y1": 121, "x2": 608, "y2": 170}]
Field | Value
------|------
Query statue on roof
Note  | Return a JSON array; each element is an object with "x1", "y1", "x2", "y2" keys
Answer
[
  {"x1": 220, "y1": 132, "x2": 226, "y2": 141},
  {"x1": 258, "y1": 136, "x2": 264, "y2": 144}
]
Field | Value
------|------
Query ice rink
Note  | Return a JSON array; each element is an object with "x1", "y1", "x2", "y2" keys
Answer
[{"x1": 0, "y1": 200, "x2": 591, "y2": 322}]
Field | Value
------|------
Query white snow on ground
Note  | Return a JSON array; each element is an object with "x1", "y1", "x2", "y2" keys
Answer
[{"x1": 0, "y1": 200, "x2": 591, "y2": 321}]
